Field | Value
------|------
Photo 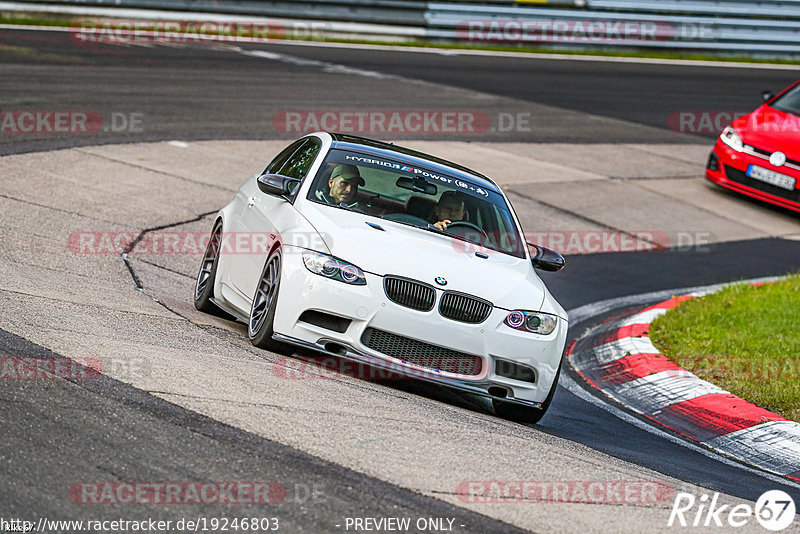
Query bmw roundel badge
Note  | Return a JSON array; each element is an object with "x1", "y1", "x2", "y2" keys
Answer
[{"x1": 435, "y1": 276, "x2": 447, "y2": 286}]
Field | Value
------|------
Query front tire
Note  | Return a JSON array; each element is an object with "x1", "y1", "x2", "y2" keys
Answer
[
  {"x1": 248, "y1": 249, "x2": 286, "y2": 352},
  {"x1": 492, "y1": 360, "x2": 561, "y2": 424}
]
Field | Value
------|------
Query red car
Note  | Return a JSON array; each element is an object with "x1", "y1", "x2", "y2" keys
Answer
[{"x1": 706, "y1": 80, "x2": 800, "y2": 213}]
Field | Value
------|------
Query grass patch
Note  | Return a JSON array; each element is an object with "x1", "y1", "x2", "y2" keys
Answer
[{"x1": 650, "y1": 275, "x2": 800, "y2": 421}]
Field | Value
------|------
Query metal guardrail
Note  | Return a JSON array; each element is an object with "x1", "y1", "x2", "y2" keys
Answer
[
  {"x1": 426, "y1": 1, "x2": 800, "y2": 55},
  {"x1": 13, "y1": 0, "x2": 431, "y2": 25},
  {"x1": 588, "y1": 0, "x2": 800, "y2": 19},
  {"x1": 9, "y1": 0, "x2": 582, "y2": 25},
  {"x1": 5, "y1": 0, "x2": 800, "y2": 56}
]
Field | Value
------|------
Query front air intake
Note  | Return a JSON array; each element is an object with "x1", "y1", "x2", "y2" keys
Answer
[{"x1": 361, "y1": 328, "x2": 482, "y2": 375}]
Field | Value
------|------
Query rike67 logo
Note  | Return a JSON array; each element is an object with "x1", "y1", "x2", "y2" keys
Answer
[{"x1": 668, "y1": 490, "x2": 796, "y2": 531}]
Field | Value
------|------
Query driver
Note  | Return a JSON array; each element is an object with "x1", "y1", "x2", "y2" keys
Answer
[
  {"x1": 317, "y1": 164, "x2": 366, "y2": 208},
  {"x1": 429, "y1": 191, "x2": 466, "y2": 231}
]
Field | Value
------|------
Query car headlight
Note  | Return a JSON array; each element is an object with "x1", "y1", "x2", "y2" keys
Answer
[
  {"x1": 504, "y1": 311, "x2": 558, "y2": 335},
  {"x1": 720, "y1": 126, "x2": 744, "y2": 152},
  {"x1": 302, "y1": 251, "x2": 366, "y2": 285}
]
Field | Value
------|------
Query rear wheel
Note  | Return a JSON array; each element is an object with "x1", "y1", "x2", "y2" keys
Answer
[
  {"x1": 248, "y1": 249, "x2": 286, "y2": 352},
  {"x1": 194, "y1": 221, "x2": 224, "y2": 315},
  {"x1": 493, "y1": 361, "x2": 561, "y2": 424}
]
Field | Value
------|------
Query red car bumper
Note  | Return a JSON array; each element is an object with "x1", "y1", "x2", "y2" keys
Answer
[{"x1": 705, "y1": 139, "x2": 800, "y2": 213}]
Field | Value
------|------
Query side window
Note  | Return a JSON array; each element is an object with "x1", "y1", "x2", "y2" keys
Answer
[
  {"x1": 263, "y1": 139, "x2": 305, "y2": 175},
  {"x1": 277, "y1": 138, "x2": 322, "y2": 180}
]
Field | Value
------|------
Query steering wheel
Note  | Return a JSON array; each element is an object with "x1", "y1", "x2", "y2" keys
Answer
[{"x1": 445, "y1": 221, "x2": 489, "y2": 240}]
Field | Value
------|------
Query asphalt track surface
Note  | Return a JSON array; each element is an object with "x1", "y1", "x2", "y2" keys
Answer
[
  {"x1": 2, "y1": 26, "x2": 800, "y2": 531},
  {"x1": 0, "y1": 329, "x2": 527, "y2": 532},
  {"x1": 1, "y1": 27, "x2": 799, "y2": 154}
]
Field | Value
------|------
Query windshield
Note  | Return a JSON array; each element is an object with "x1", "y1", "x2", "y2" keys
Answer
[
  {"x1": 307, "y1": 148, "x2": 525, "y2": 258},
  {"x1": 770, "y1": 84, "x2": 800, "y2": 117}
]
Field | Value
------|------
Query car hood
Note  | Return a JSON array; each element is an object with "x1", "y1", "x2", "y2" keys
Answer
[
  {"x1": 299, "y1": 202, "x2": 546, "y2": 311},
  {"x1": 733, "y1": 106, "x2": 800, "y2": 160}
]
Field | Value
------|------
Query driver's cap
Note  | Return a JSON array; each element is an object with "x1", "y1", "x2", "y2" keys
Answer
[{"x1": 331, "y1": 164, "x2": 365, "y2": 185}]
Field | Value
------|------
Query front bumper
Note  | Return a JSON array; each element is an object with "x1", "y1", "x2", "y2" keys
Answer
[
  {"x1": 705, "y1": 139, "x2": 800, "y2": 213},
  {"x1": 271, "y1": 248, "x2": 568, "y2": 406}
]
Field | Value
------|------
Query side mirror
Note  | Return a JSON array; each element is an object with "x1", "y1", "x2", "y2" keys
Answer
[
  {"x1": 257, "y1": 173, "x2": 300, "y2": 197},
  {"x1": 527, "y1": 243, "x2": 565, "y2": 272},
  {"x1": 762, "y1": 90, "x2": 775, "y2": 103}
]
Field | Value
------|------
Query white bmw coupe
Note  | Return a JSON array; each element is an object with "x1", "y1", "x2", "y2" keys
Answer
[{"x1": 195, "y1": 132, "x2": 568, "y2": 423}]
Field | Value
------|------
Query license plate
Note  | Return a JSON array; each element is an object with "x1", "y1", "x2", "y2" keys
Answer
[{"x1": 746, "y1": 165, "x2": 796, "y2": 191}]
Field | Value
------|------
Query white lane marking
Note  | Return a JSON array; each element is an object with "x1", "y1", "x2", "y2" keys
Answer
[
  {"x1": 571, "y1": 336, "x2": 660, "y2": 371},
  {"x1": 595, "y1": 336, "x2": 660, "y2": 363},
  {"x1": 2, "y1": 20, "x2": 800, "y2": 70},
  {"x1": 705, "y1": 421, "x2": 800, "y2": 476},
  {"x1": 239, "y1": 49, "x2": 390, "y2": 79},
  {"x1": 609, "y1": 370, "x2": 727, "y2": 414},
  {"x1": 558, "y1": 371, "x2": 800, "y2": 490},
  {"x1": 618, "y1": 307, "x2": 670, "y2": 327},
  {"x1": 168, "y1": 140, "x2": 189, "y2": 148}
]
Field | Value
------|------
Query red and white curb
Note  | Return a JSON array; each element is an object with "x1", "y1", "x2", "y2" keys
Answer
[{"x1": 568, "y1": 293, "x2": 800, "y2": 481}]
